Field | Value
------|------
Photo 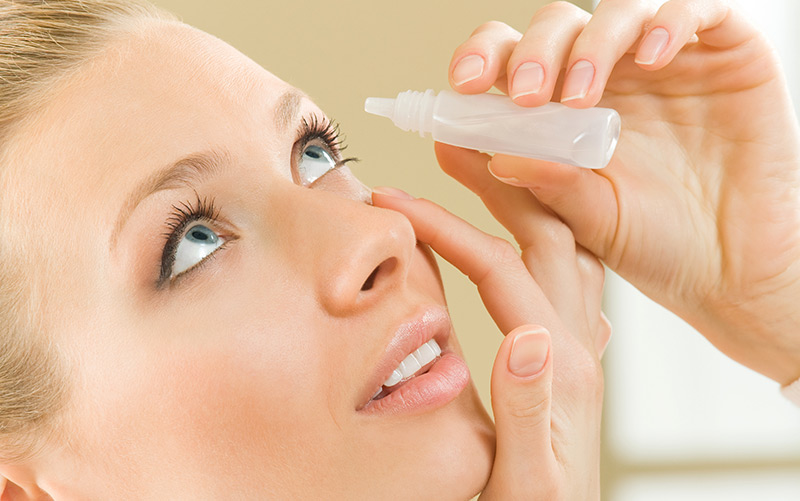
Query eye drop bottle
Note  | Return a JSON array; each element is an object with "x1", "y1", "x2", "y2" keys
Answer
[{"x1": 365, "y1": 89, "x2": 620, "y2": 169}]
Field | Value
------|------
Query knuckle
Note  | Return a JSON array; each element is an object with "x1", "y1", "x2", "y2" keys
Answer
[
  {"x1": 487, "y1": 237, "x2": 520, "y2": 266},
  {"x1": 573, "y1": 354, "x2": 605, "y2": 401},
  {"x1": 470, "y1": 20, "x2": 512, "y2": 38},
  {"x1": 539, "y1": 0, "x2": 583, "y2": 17},
  {"x1": 577, "y1": 249, "x2": 604, "y2": 282},
  {"x1": 506, "y1": 395, "x2": 550, "y2": 425},
  {"x1": 525, "y1": 220, "x2": 575, "y2": 256},
  {"x1": 558, "y1": 341, "x2": 604, "y2": 401}
]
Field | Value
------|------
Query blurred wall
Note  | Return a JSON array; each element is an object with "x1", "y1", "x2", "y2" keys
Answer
[{"x1": 149, "y1": 0, "x2": 591, "y2": 416}]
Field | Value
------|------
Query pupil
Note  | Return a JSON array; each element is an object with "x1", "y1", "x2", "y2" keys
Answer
[
  {"x1": 306, "y1": 149, "x2": 321, "y2": 159},
  {"x1": 191, "y1": 229, "x2": 209, "y2": 241}
]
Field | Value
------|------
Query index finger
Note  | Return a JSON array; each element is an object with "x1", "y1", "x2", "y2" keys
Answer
[
  {"x1": 373, "y1": 190, "x2": 563, "y2": 336},
  {"x1": 448, "y1": 21, "x2": 520, "y2": 95}
]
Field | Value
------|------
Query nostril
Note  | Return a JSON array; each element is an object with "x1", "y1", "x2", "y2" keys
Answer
[
  {"x1": 361, "y1": 267, "x2": 379, "y2": 291},
  {"x1": 360, "y1": 257, "x2": 397, "y2": 292}
]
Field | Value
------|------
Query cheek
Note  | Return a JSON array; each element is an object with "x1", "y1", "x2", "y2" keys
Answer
[
  {"x1": 152, "y1": 311, "x2": 336, "y2": 474},
  {"x1": 76, "y1": 291, "x2": 344, "y2": 491}
]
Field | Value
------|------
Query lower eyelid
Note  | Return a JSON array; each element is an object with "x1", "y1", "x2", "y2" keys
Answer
[{"x1": 164, "y1": 237, "x2": 235, "y2": 289}]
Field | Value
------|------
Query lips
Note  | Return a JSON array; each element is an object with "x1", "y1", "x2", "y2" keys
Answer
[{"x1": 356, "y1": 306, "x2": 470, "y2": 415}]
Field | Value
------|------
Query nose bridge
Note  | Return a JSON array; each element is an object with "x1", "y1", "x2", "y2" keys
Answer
[{"x1": 288, "y1": 189, "x2": 416, "y2": 315}]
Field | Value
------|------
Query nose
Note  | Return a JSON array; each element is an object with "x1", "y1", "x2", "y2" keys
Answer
[{"x1": 285, "y1": 187, "x2": 416, "y2": 316}]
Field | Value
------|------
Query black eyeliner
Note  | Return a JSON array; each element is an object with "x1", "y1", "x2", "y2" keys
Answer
[
  {"x1": 297, "y1": 115, "x2": 360, "y2": 169},
  {"x1": 158, "y1": 193, "x2": 219, "y2": 288},
  {"x1": 156, "y1": 115, "x2": 358, "y2": 288}
]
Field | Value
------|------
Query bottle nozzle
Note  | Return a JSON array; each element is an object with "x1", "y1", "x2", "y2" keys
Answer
[{"x1": 364, "y1": 97, "x2": 395, "y2": 119}]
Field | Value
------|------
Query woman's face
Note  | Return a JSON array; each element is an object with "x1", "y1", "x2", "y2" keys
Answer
[{"x1": 5, "y1": 21, "x2": 494, "y2": 498}]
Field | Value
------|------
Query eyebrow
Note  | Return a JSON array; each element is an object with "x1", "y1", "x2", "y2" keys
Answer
[
  {"x1": 274, "y1": 89, "x2": 304, "y2": 132},
  {"x1": 109, "y1": 89, "x2": 306, "y2": 250},
  {"x1": 109, "y1": 148, "x2": 229, "y2": 250}
]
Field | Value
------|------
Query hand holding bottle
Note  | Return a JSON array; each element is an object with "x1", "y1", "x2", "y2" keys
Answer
[{"x1": 439, "y1": 0, "x2": 800, "y2": 385}]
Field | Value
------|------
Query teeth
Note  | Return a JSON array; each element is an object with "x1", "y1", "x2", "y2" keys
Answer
[{"x1": 382, "y1": 339, "x2": 442, "y2": 388}]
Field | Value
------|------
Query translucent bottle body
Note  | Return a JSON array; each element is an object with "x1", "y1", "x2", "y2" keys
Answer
[{"x1": 365, "y1": 89, "x2": 621, "y2": 169}]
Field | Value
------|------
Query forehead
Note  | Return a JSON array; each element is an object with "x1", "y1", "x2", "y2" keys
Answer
[{"x1": 4, "y1": 20, "x2": 293, "y2": 244}]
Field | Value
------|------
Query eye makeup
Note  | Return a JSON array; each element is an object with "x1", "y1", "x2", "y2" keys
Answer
[
  {"x1": 292, "y1": 114, "x2": 359, "y2": 185},
  {"x1": 156, "y1": 113, "x2": 360, "y2": 288},
  {"x1": 158, "y1": 193, "x2": 227, "y2": 288}
]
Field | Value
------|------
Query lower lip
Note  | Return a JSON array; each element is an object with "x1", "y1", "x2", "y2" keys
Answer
[{"x1": 357, "y1": 350, "x2": 470, "y2": 416}]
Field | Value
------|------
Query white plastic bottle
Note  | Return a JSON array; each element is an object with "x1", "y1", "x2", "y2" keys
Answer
[{"x1": 364, "y1": 89, "x2": 620, "y2": 169}]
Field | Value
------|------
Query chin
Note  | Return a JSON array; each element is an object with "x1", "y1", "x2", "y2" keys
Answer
[{"x1": 407, "y1": 380, "x2": 496, "y2": 500}]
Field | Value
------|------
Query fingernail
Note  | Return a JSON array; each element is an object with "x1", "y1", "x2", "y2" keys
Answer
[
  {"x1": 508, "y1": 329, "x2": 550, "y2": 378},
  {"x1": 510, "y1": 61, "x2": 545, "y2": 99},
  {"x1": 561, "y1": 60, "x2": 595, "y2": 103},
  {"x1": 488, "y1": 160, "x2": 525, "y2": 186},
  {"x1": 372, "y1": 186, "x2": 414, "y2": 200},
  {"x1": 596, "y1": 313, "x2": 612, "y2": 359},
  {"x1": 453, "y1": 54, "x2": 485, "y2": 86},
  {"x1": 489, "y1": 171, "x2": 524, "y2": 186},
  {"x1": 635, "y1": 27, "x2": 670, "y2": 65}
]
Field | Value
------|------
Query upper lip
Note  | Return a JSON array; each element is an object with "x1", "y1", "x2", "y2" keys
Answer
[{"x1": 356, "y1": 305, "x2": 452, "y2": 410}]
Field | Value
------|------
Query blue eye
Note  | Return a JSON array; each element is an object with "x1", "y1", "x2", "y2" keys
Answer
[
  {"x1": 297, "y1": 144, "x2": 337, "y2": 185},
  {"x1": 171, "y1": 224, "x2": 225, "y2": 277}
]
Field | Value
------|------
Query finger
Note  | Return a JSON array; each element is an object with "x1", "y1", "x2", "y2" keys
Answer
[
  {"x1": 507, "y1": 1, "x2": 591, "y2": 106},
  {"x1": 481, "y1": 325, "x2": 559, "y2": 500},
  {"x1": 434, "y1": 143, "x2": 592, "y2": 340},
  {"x1": 560, "y1": 0, "x2": 660, "y2": 107},
  {"x1": 576, "y1": 245, "x2": 605, "y2": 344},
  {"x1": 434, "y1": 143, "x2": 573, "y2": 259},
  {"x1": 636, "y1": 0, "x2": 758, "y2": 71},
  {"x1": 597, "y1": 313, "x2": 612, "y2": 359},
  {"x1": 449, "y1": 21, "x2": 521, "y2": 95},
  {"x1": 487, "y1": 153, "x2": 620, "y2": 265},
  {"x1": 372, "y1": 188, "x2": 562, "y2": 335}
]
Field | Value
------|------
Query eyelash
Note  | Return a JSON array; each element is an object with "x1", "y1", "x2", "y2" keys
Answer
[
  {"x1": 158, "y1": 115, "x2": 357, "y2": 287},
  {"x1": 295, "y1": 114, "x2": 359, "y2": 173},
  {"x1": 158, "y1": 193, "x2": 222, "y2": 288}
]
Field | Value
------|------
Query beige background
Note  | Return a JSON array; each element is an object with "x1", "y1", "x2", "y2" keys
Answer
[{"x1": 150, "y1": 0, "x2": 587, "y2": 415}]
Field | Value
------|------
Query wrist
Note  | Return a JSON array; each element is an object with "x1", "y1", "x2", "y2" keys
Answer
[
  {"x1": 698, "y1": 281, "x2": 800, "y2": 385},
  {"x1": 780, "y1": 377, "x2": 800, "y2": 407}
]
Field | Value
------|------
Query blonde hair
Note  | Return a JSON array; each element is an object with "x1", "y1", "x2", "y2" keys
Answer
[{"x1": 0, "y1": 0, "x2": 176, "y2": 462}]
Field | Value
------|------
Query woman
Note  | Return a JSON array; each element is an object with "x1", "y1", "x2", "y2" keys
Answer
[{"x1": 0, "y1": 0, "x2": 604, "y2": 497}]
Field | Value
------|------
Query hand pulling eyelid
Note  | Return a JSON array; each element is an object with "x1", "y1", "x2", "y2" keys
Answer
[{"x1": 365, "y1": 89, "x2": 620, "y2": 169}]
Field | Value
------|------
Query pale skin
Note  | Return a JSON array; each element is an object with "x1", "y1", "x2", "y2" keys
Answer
[
  {"x1": 0, "y1": 18, "x2": 605, "y2": 500},
  {"x1": 443, "y1": 0, "x2": 800, "y2": 386}
]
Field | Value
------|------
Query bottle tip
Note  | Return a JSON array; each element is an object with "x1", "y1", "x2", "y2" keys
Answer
[{"x1": 364, "y1": 97, "x2": 395, "y2": 119}]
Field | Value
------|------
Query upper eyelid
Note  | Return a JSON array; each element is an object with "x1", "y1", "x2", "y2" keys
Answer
[
  {"x1": 158, "y1": 225, "x2": 237, "y2": 290},
  {"x1": 157, "y1": 111, "x2": 341, "y2": 287},
  {"x1": 158, "y1": 195, "x2": 231, "y2": 287}
]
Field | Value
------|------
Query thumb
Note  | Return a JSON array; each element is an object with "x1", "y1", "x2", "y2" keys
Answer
[
  {"x1": 482, "y1": 325, "x2": 558, "y2": 500},
  {"x1": 488, "y1": 154, "x2": 619, "y2": 261}
]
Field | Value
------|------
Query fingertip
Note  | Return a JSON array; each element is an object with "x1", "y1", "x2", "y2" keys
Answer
[
  {"x1": 487, "y1": 160, "x2": 526, "y2": 187},
  {"x1": 508, "y1": 61, "x2": 549, "y2": 104},
  {"x1": 371, "y1": 187, "x2": 415, "y2": 209},
  {"x1": 596, "y1": 313, "x2": 612, "y2": 359},
  {"x1": 451, "y1": 53, "x2": 486, "y2": 86},
  {"x1": 434, "y1": 141, "x2": 492, "y2": 179},
  {"x1": 560, "y1": 59, "x2": 596, "y2": 106},
  {"x1": 634, "y1": 26, "x2": 671, "y2": 68},
  {"x1": 450, "y1": 53, "x2": 496, "y2": 94},
  {"x1": 488, "y1": 153, "x2": 581, "y2": 189},
  {"x1": 507, "y1": 325, "x2": 551, "y2": 379}
]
